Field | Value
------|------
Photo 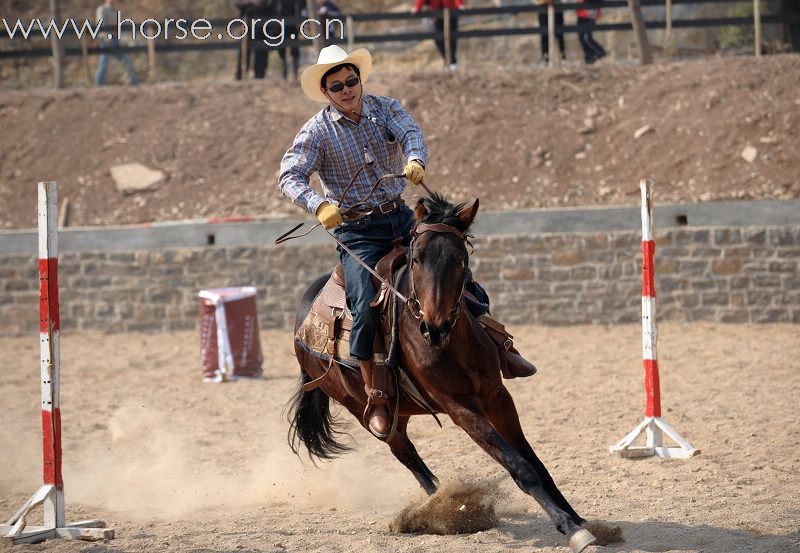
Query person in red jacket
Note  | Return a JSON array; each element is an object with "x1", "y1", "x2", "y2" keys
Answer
[
  {"x1": 413, "y1": 0, "x2": 464, "y2": 70},
  {"x1": 576, "y1": 0, "x2": 606, "y2": 64}
]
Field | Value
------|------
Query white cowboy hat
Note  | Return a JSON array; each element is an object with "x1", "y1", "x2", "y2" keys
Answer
[{"x1": 300, "y1": 45, "x2": 372, "y2": 103}]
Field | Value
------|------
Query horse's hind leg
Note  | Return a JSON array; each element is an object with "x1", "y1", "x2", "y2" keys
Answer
[
  {"x1": 386, "y1": 417, "x2": 439, "y2": 496},
  {"x1": 440, "y1": 396, "x2": 593, "y2": 550},
  {"x1": 485, "y1": 387, "x2": 584, "y2": 525}
]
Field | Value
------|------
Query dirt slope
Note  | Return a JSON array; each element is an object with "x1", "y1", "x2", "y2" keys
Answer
[{"x1": 0, "y1": 54, "x2": 798, "y2": 229}]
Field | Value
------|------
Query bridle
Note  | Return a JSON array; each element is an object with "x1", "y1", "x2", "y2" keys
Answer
[{"x1": 406, "y1": 222, "x2": 469, "y2": 330}]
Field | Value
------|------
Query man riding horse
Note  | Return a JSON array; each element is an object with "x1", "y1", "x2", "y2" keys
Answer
[{"x1": 277, "y1": 45, "x2": 536, "y2": 440}]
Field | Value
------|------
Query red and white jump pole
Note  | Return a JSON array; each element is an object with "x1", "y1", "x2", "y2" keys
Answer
[
  {"x1": 1, "y1": 182, "x2": 113, "y2": 544},
  {"x1": 609, "y1": 179, "x2": 699, "y2": 459}
]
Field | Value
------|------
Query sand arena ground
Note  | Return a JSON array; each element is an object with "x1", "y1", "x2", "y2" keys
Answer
[{"x1": 1, "y1": 322, "x2": 798, "y2": 552}]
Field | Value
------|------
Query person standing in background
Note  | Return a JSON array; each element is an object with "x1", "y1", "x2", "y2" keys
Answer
[
  {"x1": 279, "y1": 0, "x2": 303, "y2": 80},
  {"x1": 413, "y1": 0, "x2": 463, "y2": 70},
  {"x1": 317, "y1": 0, "x2": 343, "y2": 48},
  {"x1": 577, "y1": 0, "x2": 606, "y2": 63},
  {"x1": 235, "y1": 0, "x2": 276, "y2": 80},
  {"x1": 94, "y1": 0, "x2": 139, "y2": 86},
  {"x1": 536, "y1": 0, "x2": 565, "y2": 64}
]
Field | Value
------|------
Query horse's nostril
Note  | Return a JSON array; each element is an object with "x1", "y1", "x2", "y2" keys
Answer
[
  {"x1": 442, "y1": 321, "x2": 451, "y2": 335},
  {"x1": 421, "y1": 320, "x2": 445, "y2": 344}
]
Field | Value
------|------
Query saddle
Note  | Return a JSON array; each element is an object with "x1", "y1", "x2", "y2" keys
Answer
[
  {"x1": 296, "y1": 241, "x2": 405, "y2": 368},
  {"x1": 317, "y1": 238, "x2": 408, "y2": 334},
  {"x1": 295, "y1": 240, "x2": 441, "y2": 435}
]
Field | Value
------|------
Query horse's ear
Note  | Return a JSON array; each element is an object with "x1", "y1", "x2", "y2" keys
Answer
[
  {"x1": 414, "y1": 198, "x2": 429, "y2": 221},
  {"x1": 458, "y1": 198, "x2": 479, "y2": 228}
]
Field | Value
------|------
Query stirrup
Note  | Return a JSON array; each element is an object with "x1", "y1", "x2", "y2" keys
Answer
[{"x1": 362, "y1": 390, "x2": 391, "y2": 440}]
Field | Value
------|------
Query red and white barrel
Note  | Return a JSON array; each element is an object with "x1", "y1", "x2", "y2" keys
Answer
[
  {"x1": 38, "y1": 181, "x2": 65, "y2": 527},
  {"x1": 198, "y1": 287, "x2": 264, "y2": 382}
]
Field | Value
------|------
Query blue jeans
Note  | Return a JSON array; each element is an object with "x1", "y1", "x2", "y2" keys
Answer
[
  {"x1": 95, "y1": 39, "x2": 139, "y2": 86},
  {"x1": 333, "y1": 206, "x2": 415, "y2": 361}
]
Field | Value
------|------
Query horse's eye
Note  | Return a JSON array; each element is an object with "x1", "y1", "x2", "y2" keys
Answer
[{"x1": 411, "y1": 257, "x2": 419, "y2": 266}]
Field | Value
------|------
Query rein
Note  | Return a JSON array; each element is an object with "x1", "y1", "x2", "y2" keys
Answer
[
  {"x1": 274, "y1": 173, "x2": 406, "y2": 246},
  {"x1": 275, "y1": 173, "x2": 411, "y2": 302},
  {"x1": 275, "y1": 172, "x2": 466, "y2": 319}
]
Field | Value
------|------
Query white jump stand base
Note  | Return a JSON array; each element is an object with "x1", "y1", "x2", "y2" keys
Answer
[
  {"x1": 1, "y1": 485, "x2": 113, "y2": 545},
  {"x1": 610, "y1": 416, "x2": 700, "y2": 459}
]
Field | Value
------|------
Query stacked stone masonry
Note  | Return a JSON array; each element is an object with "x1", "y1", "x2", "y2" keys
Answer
[{"x1": 0, "y1": 225, "x2": 797, "y2": 335}]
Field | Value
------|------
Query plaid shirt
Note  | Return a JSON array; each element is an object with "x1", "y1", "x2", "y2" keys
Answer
[{"x1": 278, "y1": 94, "x2": 428, "y2": 215}]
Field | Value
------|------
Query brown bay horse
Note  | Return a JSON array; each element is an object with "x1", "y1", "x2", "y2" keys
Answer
[{"x1": 287, "y1": 193, "x2": 599, "y2": 552}]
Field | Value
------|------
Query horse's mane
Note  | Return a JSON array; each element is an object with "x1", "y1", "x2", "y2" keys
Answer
[{"x1": 419, "y1": 193, "x2": 473, "y2": 234}]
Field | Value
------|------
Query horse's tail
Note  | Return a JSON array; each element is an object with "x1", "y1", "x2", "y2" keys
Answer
[
  {"x1": 286, "y1": 271, "x2": 353, "y2": 461},
  {"x1": 286, "y1": 370, "x2": 353, "y2": 461}
]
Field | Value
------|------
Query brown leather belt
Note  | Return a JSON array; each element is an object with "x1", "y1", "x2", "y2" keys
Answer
[{"x1": 341, "y1": 198, "x2": 405, "y2": 222}]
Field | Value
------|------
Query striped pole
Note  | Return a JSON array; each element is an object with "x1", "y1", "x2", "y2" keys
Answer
[
  {"x1": 610, "y1": 179, "x2": 698, "y2": 459},
  {"x1": 38, "y1": 181, "x2": 65, "y2": 527},
  {"x1": 1, "y1": 182, "x2": 112, "y2": 544},
  {"x1": 641, "y1": 179, "x2": 661, "y2": 421}
]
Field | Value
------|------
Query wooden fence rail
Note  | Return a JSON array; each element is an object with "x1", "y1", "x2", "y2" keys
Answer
[{"x1": 1, "y1": 0, "x2": 797, "y2": 75}]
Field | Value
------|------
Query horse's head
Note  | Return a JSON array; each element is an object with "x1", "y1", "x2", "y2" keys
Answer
[{"x1": 408, "y1": 193, "x2": 479, "y2": 349}]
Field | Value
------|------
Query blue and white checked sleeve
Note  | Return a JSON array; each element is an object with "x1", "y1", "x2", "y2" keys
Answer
[
  {"x1": 385, "y1": 98, "x2": 428, "y2": 168},
  {"x1": 277, "y1": 123, "x2": 327, "y2": 215}
]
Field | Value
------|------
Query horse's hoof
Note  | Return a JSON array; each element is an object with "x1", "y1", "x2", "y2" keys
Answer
[{"x1": 569, "y1": 528, "x2": 597, "y2": 553}]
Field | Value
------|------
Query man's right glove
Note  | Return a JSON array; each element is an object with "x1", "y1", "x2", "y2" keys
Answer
[
  {"x1": 315, "y1": 201, "x2": 343, "y2": 229},
  {"x1": 403, "y1": 159, "x2": 425, "y2": 186}
]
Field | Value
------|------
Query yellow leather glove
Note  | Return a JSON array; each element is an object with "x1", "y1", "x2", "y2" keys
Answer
[
  {"x1": 315, "y1": 201, "x2": 343, "y2": 229},
  {"x1": 403, "y1": 159, "x2": 425, "y2": 186}
]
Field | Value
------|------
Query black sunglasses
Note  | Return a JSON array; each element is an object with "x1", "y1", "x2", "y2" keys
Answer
[{"x1": 327, "y1": 75, "x2": 360, "y2": 93}]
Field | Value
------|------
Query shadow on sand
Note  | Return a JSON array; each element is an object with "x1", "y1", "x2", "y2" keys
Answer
[{"x1": 495, "y1": 513, "x2": 800, "y2": 553}]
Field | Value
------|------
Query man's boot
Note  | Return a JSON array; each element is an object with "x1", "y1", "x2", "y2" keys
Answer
[
  {"x1": 359, "y1": 359, "x2": 391, "y2": 439},
  {"x1": 477, "y1": 314, "x2": 537, "y2": 379},
  {"x1": 503, "y1": 346, "x2": 538, "y2": 379}
]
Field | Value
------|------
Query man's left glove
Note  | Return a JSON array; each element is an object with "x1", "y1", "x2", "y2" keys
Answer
[
  {"x1": 315, "y1": 201, "x2": 343, "y2": 229},
  {"x1": 403, "y1": 160, "x2": 425, "y2": 186}
]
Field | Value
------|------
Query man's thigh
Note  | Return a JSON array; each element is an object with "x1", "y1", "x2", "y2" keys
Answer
[{"x1": 336, "y1": 221, "x2": 394, "y2": 307}]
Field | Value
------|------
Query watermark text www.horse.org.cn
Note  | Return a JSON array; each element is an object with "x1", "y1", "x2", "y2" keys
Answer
[{"x1": 2, "y1": 13, "x2": 345, "y2": 46}]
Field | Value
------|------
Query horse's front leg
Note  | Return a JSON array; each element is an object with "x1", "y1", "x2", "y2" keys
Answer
[
  {"x1": 485, "y1": 386, "x2": 585, "y2": 526},
  {"x1": 386, "y1": 417, "x2": 439, "y2": 496},
  {"x1": 440, "y1": 395, "x2": 596, "y2": 553}
]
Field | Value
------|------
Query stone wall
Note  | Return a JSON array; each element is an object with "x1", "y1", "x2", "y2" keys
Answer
[
  {"x1": 0, "y1": 225, "x2": 797, "y2": 336},
  {"x1": 474, "y1": 226, "x2": 799, "y2": 326}
]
